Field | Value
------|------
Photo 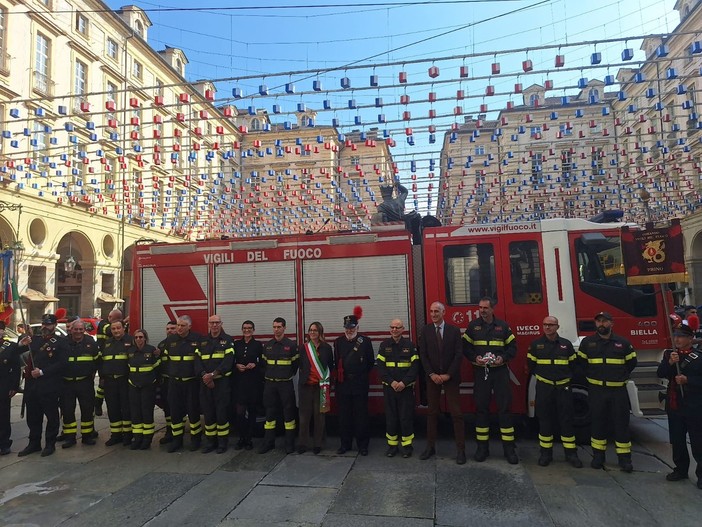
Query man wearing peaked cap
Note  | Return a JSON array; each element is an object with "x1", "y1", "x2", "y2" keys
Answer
[
  {"x1": 17, "y1": 313, "x2": 69, "y2": 457},
  {"x1": 578, "y1": 310, "x2": 637, "y2": 472},
  {"x1": 333, "y1": 307, "x2": 374, "y2": 456},
  {"x1": 658, "y1": 321, "x2": 702, "y2": 489}
]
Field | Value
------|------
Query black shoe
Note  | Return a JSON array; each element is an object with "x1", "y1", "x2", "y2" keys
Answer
[
  {"x1": 94, "y1": 403, "x2": 103, "y2": 416},
  {"x1": 18, "y1": 443, "x2": 42, "y2": 457},
  {"x1": 244, "y1": 441, "x2": 253, "y2": 451},
  {"x1": 359, "y1": 448, "x2": 368, "y2": 456},
  {"x1": 82, "y1": 435, "x2": 96, "y2": 446},
  {"x1": 537, "y1": 448, "x2": 552, "y2": 467},
  {"x1": 386, "y1": 446, "x2": 399, "y2": 458},
  {"x1": 258, "y1": 443, "x2": 274, "y2": 454},
  {"x1": 473, "y1": 444, "x2": 489, "y2": 462},
  {"x1": 41, "y1": 444, "x2": 56, "y2": 457},
  {"x1": 56, "y1": 433, "x2": 66, "y2": 442},
  {"x1": 62, "y1": 439, "x2": 77, "y2": 449},
  {"x1": 189, "y1": 437, "x2": 201, "y2": 452},
  {"x1": 591, "y1": 451, "x2": 605, "y2": 469},
  {"x1": 105, "y1": 436, "x2": 122, "y2": 447},
  {"x1": 201, "y1": 441, "x2": 217, "y2": 454},
  {"x1": 336, "y1": 446, "x2": 347, "y2": 455},
  {"x1": 234, "y1": 439, "x2": 246, "y2": 450},
  {"x1": 0, "y1": 446, "x2": 11, "y2": 456},
  {"x1": 504, "y1": 443, "x2": 519, "y2": 465},
  {"x1": 666, "y1": 470, "x2": 688, "y2": 482},
  {"x1": 419, "y1": 447, "x2": 436, "y2": 461},
  {"x1": 565, "y1": 451, "x2": 583, "y2": 468},
  {"x1": 130, "y1": 438, "x2": 143, "y2": 450},
  {"x1": 618, "y1": 455, "x2": 633, "y2": 473},
  {"x1": 313, "y1": 447, "x2": 321, "y2": 455},
  {"x1": 168, "y1": 437, "x2": 184, "y2": 453},
  {"x1": 159, "y1": 434, "x2": 173, "y2": 445},
  {"x1": 297, "y1": 446, "x2": 307, "y2": 454},
  {"x1": 456, "y1": 450, "x2": 467, "y2": 465},
  {"x1": 402, "y1": 446, "x2": 413, "y2": 458}
]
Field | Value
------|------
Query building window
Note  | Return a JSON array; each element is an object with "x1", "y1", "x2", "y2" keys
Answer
[
  {"x1": 106, "y1": 38, "x2": 119, "y2": 61},
  {"x1": 529, "y1": 93, "x2": 539, "y2": 107},
  {"x1": 591, "y1": 148, "x2": 604, "y2": 177},
  {"x1": 133, "y1": 59, "x2": 142, "y2": 80},
  {"x1": 558, "y1": 124, "x2": 572, "y2": 136},
  {"x1": 106, "y1": 81, "x2": 117, "y2": 124},
  {"x1": 34, "y1": 32, "x2": 51, "y2": 95},
  {"x1": 32, "y1": 121, "x2": 48, "y2": 161},
  {"x1": 75, "y1": 12, "x2": 89, "y2": 37},
  {"x1": 250, "y1": 118, "x2": 261, "y2": 131},
  {"x1": 561, "y1": 149, "x2": 573, "y2": 178},
  {"x1": 475, "y1": 145, "x2": 485, "y2": 156},
  {"x1": 135, "y1": 19, "x2": 144, "y2": 38},
  {"x1": 74, "y1": 59, "x2": 87, "y2": 104},
  {"x1": 350, "y1": 155, "x2": 360, "y2": 165},
  {"x1": 176, "y1": 58, "x2": 182, "y2": 75},
  {"x1": 531, "y1": 152, "x2": 542, "y2": 179},
  {"x1": 0, "y1": 7, "x2": 7, "y2": 75},
  {"x1": 588, "y1": 88, "x2": 600, "y2": 103},
  {"x1": 155, "y1": 78, "x2": 164, "y2": 97}
]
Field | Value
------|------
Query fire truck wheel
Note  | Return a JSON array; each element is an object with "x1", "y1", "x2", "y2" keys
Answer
[{"x1": 570, "y1": 384, "x2": 591, "y2": 445}]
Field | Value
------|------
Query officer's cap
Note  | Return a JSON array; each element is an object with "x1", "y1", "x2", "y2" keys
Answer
[
  {"x1": 41, "y1": 313, "x2": 58, "y2": 325},
  {"x1": 673, "y1": 324, "x2": 694, "y2": 338},
  {"x1": 343, "y1": 315, "x2": 359, "y2": 329}
]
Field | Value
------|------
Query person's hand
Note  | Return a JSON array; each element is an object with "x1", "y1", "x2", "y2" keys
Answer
[
  {"x1": 31, "y1": 368, "x2": 42, "y2": 379},
  {"x1": 430, "y1": 373, "x2": 442, "y2": 385},
  {"x1": 669, "y1": 351, "x2": 680, "y2": 365},
  {"x1": 19, "y1": 336, "x2": 31, "y2": 346},
  {"x1": 675, "y1": 374, "x2": 688, "y2": 385},
  {"x1": 494, "y1": 356, "x2": 504, "y2": 366},
  {"x1": 476, "y1": 355, "x2": 487, "y2": 365},
  {"x1": 395, "y1": 381, "x2": 406, "y2": 392},
  {"x1": 236, "y1": 364, "x2": 246, "y2": 372}
]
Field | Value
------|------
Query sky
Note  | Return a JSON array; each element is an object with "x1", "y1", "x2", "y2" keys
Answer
[{"x1": 103, "y1": 0, "x2": 681, "y2": 214}]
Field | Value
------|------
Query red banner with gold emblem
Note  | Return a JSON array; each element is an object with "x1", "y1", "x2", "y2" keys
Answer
[{"x1": 621, "y1": 220, "x2": 686, "y2": 285}]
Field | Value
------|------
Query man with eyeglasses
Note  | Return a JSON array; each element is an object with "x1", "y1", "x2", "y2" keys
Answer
[
  {"x1": 527, "y1": 316, "x2": 582, "y2": 468},
  {"x1": 161, "y1": 315, "x2": 203, "y2": 453},
  {"x1": 232, "y1": 320, "x2": 263, "y2": 450},
  {"x1": 377, "y1": 319, "x2": 419, "y2": 458},
  {"x1": 195, "y1": 315, "x2": 234, "y2": 454},
  {"x1": 259, "y1": 317, "x2": 299, "y2": 454}
]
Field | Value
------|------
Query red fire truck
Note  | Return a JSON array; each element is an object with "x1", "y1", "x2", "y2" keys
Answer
[{"x1": 130, "y1": 216, "x2": 671, "y2": 423}]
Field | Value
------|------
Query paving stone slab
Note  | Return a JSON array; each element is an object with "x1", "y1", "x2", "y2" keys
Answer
[
  {"x1": 228, "y1": 484, "x2": 337, "y2": 524},
  {"x1": 262, "y1": 454, "x2": 355, "y2": 488},
  {"x1": 330, "y1": 470, "x2": 434, "y2": 518},
  {"x1": 145, "y1": 470, "x2": 265, "y2": 526},
  {"x1": 219, "y1": 521, "x2": 319, "y2": 527},
  {"x1": 220, "y1": 447, "x2": 287, "y2": 472},
  {"x1": 157, "y1": 447, "x2": 239, "y2": 474},
  {"x1": 59, "y1": 472, "x2": 204, "y2": 527},
  {"x1": 322, "y1": 513, "x2": 434, "y2": 527},
  {"x1": 435, "y1": 463, "x2": 551, "y2": 527},
  {"x1": 0, "y1": 459, "x2": 71, "y2": 493}
]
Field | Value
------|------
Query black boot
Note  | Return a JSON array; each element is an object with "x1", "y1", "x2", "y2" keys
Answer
[
  {"x1": 473, "y1": 442, "x2": 489, "y2": 462},
  {"x1": 503, "y1": 442, "x2": 519, "y2": 465},
  {"x1": 190, "y1": 434, "x2": 202, "y2": 452},
  {"x1": 565, "y1": 449, "x2": 583, "y2": 468},
  {"x1": 217, "y1": 436, "x2": 228, "y2": 454},
  {"x1": 130, "y1": 436, "x2": 143, "y2": 450},
  {"x1": 618, "y1": 453, "x2": 633, "y2": 473},
  {"x1": 122, "y1": 432, "x2": 132, "y2": 447},
  {"x1": 159, "y1": 428, "x2": 173, "y2": 445},
  {"x1": 62, "y1": 436, "x2": 77, "y2": 449},
  {"x1": 258, "y1": 429, "x2": 275, "y2": 454},
  {"x1": 537, "y1": 447, "x2": 553, "y2": 467},
  {"x1": 591, "y1": 450, "x2": 606, "y2": 469},
  {"x1": 41, "y1": 442, "x2": 56, "y2": 457},
  {"x1": 285, "y1": 430, "x2": 296, "y2": 455},
  {"x1": 201, "y1": 437, "x2": 217, "y2": 454},
  {"x1": 18, "y1": 442, "x2": 42, "y2": 457},
  {"x1": 167, "y1": 435, "x2": 184, "y2": 453},
  {"x1": 82, "y1": 433, "x2": 96, "y2": 445},
  {"x1": 140, "y1": 435, "x2": 153, "y2": 450},
  {"x1": 105, "y1": 434, "x2": 122, "y2": 447},
  {"x1": 234, "y1": 437, "x2": 246, "y2": 450}
]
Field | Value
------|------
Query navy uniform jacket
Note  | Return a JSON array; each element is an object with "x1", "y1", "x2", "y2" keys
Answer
[
  {"x1": 22, "y1": 333, "x2": 69, "y2": 394},
  {"x1": 0, "y1": 338, "x2": 21, "y2": 395},
  {"x1": 334, "y1": 334, "x2": 374, "y2": 395}
]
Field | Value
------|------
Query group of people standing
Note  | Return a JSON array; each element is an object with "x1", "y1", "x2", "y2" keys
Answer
[{"x1": 0, "y1": 298, "x2": 700, "y2": 491}]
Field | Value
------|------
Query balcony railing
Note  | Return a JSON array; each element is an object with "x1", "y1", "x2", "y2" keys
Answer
[
  {"x1": 33, "y1": 70, "x2": 55, "y2": 97},
  {"x1": 0, "y1": 50, "x2": 10, "y2": 76}
]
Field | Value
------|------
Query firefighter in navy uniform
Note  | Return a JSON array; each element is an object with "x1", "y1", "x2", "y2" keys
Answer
[
  {"x1": 100, "y1": 319, "x2": 133, "y2": 447},
  {"x1": 94, "y1": 309, "x2": 124, "y2": 416},
  {"x1": 333, "y1": 309, "x2": 374, "y2": 455},
  {"x1": 17, "y1": 313, "x2": 69, "y2": 457},
  {"x1": 527, "y1": 316, "x2": 582, "y2": 468},
  {"x1": 0, "y1": 321, "x2": 22, "y2": 455},
  {"x1": 60, "y1": 320, "x2": 99, "y2": 448},
  {"x1": 258, "y1": 317, "x2": 299, "y2": 455},
  {"x1": 127, "y1": 329, "x2": 161, "y2": 450},
  {"x1": 376, "y1": 318, "x2": 419, "y2": 458},
  {"x1": 578, "y1": 311, "x2": 637, "y2": 472},
  {"x1": 462, "y1": 297, "x2": 519, "y2": 464},
  {"x1": 657, "y1": 323, "x2": 702, "y2": 489},
  {"x1": 162, "y1": 315, "x2": 202, "y2": 453},
  {"x1": 156, "y1": 320, "x2": 177, "y2": 445},
  {"x1": 195, "y1": 315, "x2": 234, "y2": 454}
]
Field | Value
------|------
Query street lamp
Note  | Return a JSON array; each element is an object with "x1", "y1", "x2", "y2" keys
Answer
[{"x1": 639, "y1": 188, "x2": 652, "y2": 223}]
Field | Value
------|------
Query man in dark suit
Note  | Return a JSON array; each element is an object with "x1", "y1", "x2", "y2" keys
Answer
[{"x1": 418, "y1": 301, "x2": 466, "y2": 464}]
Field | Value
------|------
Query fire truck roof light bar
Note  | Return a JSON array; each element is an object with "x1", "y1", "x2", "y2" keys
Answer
[
  {"x1": 150, "y1": 244, "x2": 197, "y2": 255},
  {"x1": 327, "y1": 234, "x2": 378, "y2": 245},
  {"x1": 228, "y1": 240, "x2": 278, "y2": 250}
]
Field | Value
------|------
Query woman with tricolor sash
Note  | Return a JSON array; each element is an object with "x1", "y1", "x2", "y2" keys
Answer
[{"x1": 297, "y1": 322, "x2": 334, "y2": 454}]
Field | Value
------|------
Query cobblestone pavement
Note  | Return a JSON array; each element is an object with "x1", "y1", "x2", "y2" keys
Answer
[{"x1": 1, "y1": 398, "x2": 699, "y2": 527}]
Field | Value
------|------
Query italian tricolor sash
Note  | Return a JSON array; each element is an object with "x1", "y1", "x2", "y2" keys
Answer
[{"x1": 305, "y1": 341, "x2": 330, "y2": 413}]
